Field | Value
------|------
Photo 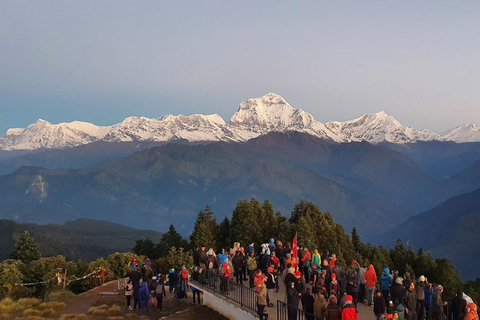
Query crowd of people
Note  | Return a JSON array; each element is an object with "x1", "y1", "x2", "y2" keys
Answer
[
  {"x1": 124, "y1": 257, "x2": 200, "y2": 314},
  {"x1": 189, "y1": 239, "x2": 477, "y2": 320}
]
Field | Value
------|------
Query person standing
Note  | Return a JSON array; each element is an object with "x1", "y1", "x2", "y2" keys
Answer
[
  {"x1": 415, "y1": 276, "x2": 426, "y2": 320},
  {"x1": 302, "y1": 287, "x2": 315, "y2": 320},
  {"x1": 374, "y1": 290, "x2": 386, "y2": 320},
  {"x1": 342, "y1": 295, "x2": 358, "y2": 320},
  {"x1": 154, "y1": 275, "x2": 167, "y2": 311},
  {"x1": 424, "y1": 282, "x2": 434, "y2": 320},
  {"x1": 247, "y1": 251, "x2": 257, "y2": 288},
  {"x1": 432, "y1": 285, "x2": 447, "y2": 320},
  {"x1": 325, "y1": 295, "x2": 341, "y2": 320},
  {"x1": 405, "y1": 281, "x2": 417, "y2": 320},
  {"x1": 451, "y1": 288, "x2": 467, "y2": 320},
  {"x1": 125, "y1": 279, "x2": 133, "y2": 310},
  {"x1": 381, "y1": 268, "x2": 393, "y2": 304},
  {"x1": 256, "y1": 280, "x2": 268, "y2": 320},
  {"x1": 302, "y1": 248, "x2": 312, "y2": 284},
  {"x1": 287, "y1": 281, "x2": 301, "y2": 320},
  {"x1": 365, "y1": 264, "x2": 377, "y2": 306},
  {"x1": 266, "y1": 267, "x2": 277, "y2": 307},
  {"x1": 232, "y1": 250, "x2": 244, "y2": 285},
  {"x1": 138, "y1": 280, "x2": 150, "y2": 313}
]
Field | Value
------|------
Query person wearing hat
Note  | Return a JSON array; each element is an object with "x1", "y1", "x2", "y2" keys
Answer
[
  {"x1": 415, "y1": 276, "x2": 426, "y2": 320},
  {"x1": 374, "y1": 290, "x2": 386, "y2": 320},
  {"x1": 287, "y1": 281, "x2": 301, "y2": 320},
  {"x1": 391, "y1": 277, "x2": 406, "y2": 309},
  {"x1": 432, "y1": 285, "x2": 447, "y2": 320},
  {"x1": 382, "y1": 268, "x2": 393, "y2": 304},
  {"x1": 329, "y1": 272, "x2": 341, "y2": 298},
  {"x1": 342, "y1": 295, "x2": 358, "y2": 320}
]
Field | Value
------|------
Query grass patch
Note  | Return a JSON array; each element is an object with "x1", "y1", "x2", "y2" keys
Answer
[
  {"x1": 23, "y1": 308, "x2": 55, "y2": 317},
  {"x1": 38, "y1": 302, "x2": 66, "y2": 310},
  {"x1": 21, "y1": 310, "x2": 39, "y2": 317},
  {"x1": 13, "y1": 316, "x2": 45, "y2": 320},
  {"x1": 88, "y1": 304, "x2": 121, "y2": 316},
  {"x1": 59, "y1": 315, "x2": 88, "y2": 320},
  {"x1": 47, "y1": 291, "x2": 76, "y2": 303},
  {"x1": 0, "y1": 298, "x2": 41, "y2": 314},
  {"x1": 107, "y1": 317, "x2": 123, "y2": 320}
]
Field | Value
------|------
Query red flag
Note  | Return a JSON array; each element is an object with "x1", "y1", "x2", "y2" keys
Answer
[{"x1": 292, "y1": 233, "x2": 298, "y2": 267}]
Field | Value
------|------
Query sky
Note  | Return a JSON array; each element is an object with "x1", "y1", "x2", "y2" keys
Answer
[{"x1": 1, "y1": 1, "x2": 479, "y2": 135}]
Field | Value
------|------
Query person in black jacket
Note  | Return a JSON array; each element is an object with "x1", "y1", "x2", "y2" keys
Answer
[
  {"x1": 301, "y1": 287, "x2": 315, "y2": 320},
  {"x1": 374, "y1": 290, "x2": 386, "y2": 320},
  {"x1": 266, "y1": 267, "x2": 277, "y2": 307},
  {"x1": 391, "y1": 277, "x2": 407, "y2": 309},
  {"x1": 154, "y1": 275, "x2": 167, "y2": 311},
  {"x1": 287, "y1": 281, "x2": 301, "y2": 320},
  {"x1": 232, "y1": 251, "x2": 244, "y2": 285},
  {"x1": 451, "y1": 288, "x2": 467, "y2": 320},
  {"x1": 405, "y1": 282, "x2": 417, "y2": 320}
]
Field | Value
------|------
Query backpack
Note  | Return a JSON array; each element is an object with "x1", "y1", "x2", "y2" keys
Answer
[
  {"x1": 181, "y1": 269, "x2": 188, "y2": 280},
  {"x1": 155, "y1": 283, "x2": 164, "y2": 295}
]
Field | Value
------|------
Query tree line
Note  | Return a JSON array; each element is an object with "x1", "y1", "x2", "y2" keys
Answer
[{"x1": 2, "y1": 198, "x2": 479, "y2": 303}]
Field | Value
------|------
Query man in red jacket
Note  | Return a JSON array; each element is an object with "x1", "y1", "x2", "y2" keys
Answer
[{"x1": 342, "y1": 295, "x2": 358, "y2": 320}]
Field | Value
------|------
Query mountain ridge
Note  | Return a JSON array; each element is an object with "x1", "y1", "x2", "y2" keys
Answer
[{"x1": 2, "y1": 93, "x2": 479, "y2": 151}]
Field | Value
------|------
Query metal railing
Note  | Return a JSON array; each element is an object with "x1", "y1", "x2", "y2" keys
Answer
[
  {"x1": 277, "y1": 300, "x2": 315, "y2": 320},
  {"x1": 195, "y1": 269, "x2": 258, "y2": 313}
]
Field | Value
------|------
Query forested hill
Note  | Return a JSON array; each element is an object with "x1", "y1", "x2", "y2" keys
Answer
[{"x1": 0, "y1": 218, "x2": 163, "y2": 262}]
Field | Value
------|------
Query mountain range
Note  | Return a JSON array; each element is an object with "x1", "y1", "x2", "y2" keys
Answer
[
  {"x1": 1, "y1": 93, "x2": 480, "y2": 279},
  {"x1": 2, "y1": 93, "x2": 480, "y2": 151}
]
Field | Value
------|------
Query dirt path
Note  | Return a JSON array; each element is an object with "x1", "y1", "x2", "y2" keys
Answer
[{"x1": 58, "y1": 280, "x2": 228, "y2": 319}]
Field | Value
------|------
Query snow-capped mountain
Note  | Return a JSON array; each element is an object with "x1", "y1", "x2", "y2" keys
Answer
[
  {"x1": 441, "y1": 124, "x2": 480, "y2": 143},
  {"x1": 227, "y1": 93, "x2": 338, "y2": 142},
  {"x1": 0, "y1": 93, "x2": 478, "y2": 151},
  {"x1": 325, "y1": 111, "x2": 440, "y2": 144},
  {"x1": 0, "y1": 119, "x2": 111, "y2": 150},
  {"x1": 103, "y1": 114, "x2": 235, "y2": 143}
]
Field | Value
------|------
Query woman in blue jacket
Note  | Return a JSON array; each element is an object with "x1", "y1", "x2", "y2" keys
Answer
[{"x1": 381, "y1": 268, "x2": 393, "y2": 304}]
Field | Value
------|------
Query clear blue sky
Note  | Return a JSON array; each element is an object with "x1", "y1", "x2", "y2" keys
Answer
[{"x1": 1, "y1": 1, "x2": 479, "y2": 135}]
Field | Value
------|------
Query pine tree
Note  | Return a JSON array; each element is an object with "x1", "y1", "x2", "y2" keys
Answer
[
  {"x1": 11, "y1": 231, "x2": 40, "y2": 263},
  {"x1": 229, "y1": 199, "x2": 260, "y2": 246},
  {"x1": 190, "y1": 205, "x2": 219, "y2": 250},
  {"x1": 218, "y1": 216, "x2": 230, "y2": 251},
  {"x1": 157, "y1": 225, "x2": 189, "y2": 257},
  {"x1": 132, "y1": 238, "x2": 158, "y2": 259}
]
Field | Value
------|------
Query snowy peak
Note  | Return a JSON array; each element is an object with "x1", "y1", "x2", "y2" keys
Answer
[
  {"x1": 1, "y1": 93, "x2": 479, "y2": 150},
  {"x1": 227, "y1": 93, "x2": 334, "y2": 141},
  {"x1": 0, "y1": 119, "x2": 110, "y2": 150},
  {"x1": 325, "y1": 111, "x2": 439, "y2": 143},
  {"x1": 103, "y1": 113, "x2": 232, "y2": 143},
  {"x1": 442, "y1": 124, "x2": 480, "y2": 143}
]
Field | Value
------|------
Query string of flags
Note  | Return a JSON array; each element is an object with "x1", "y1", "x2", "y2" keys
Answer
[{"x1": 14, "y1": 269, "x2": 101, "y2": 287}]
